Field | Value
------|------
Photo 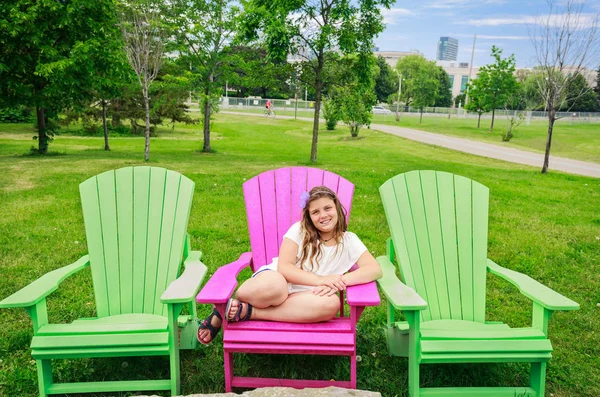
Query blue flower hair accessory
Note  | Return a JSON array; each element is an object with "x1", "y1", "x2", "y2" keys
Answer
[{"x1": 299, "y1": 191, "x2": 310, "y2": 209}]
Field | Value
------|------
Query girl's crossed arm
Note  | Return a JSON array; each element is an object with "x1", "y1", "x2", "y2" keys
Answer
[{"x1": 342, "y1": 250, "x2": 383, "y2": 286}]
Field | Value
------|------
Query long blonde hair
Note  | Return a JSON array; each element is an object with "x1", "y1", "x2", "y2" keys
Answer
[{"x1": 298, "y1": 186, "x2": 348, "y2": 271}]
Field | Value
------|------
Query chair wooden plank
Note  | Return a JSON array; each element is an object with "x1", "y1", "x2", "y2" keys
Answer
[
  {"x1": 419, "y1": 387, "x2": 537, "y2": 396},
  {"x1": 80, "y1": 176, "x2": 110, "y2": 317},
  {"x1": 323, "y1": 171, "x2": 340, "y2": 194},
  {"x1": 306, "y1": 167, "x2": 325, "y2": 191},
  {"x1": 32, "y1": 332, "x2": 169, "y2": 349},
  {"x1": 231, "y1": 377, "x2": 352, "y2": 389},
  {"x1": 420, "y1": 320, "x2": 510, "y2": 331},
  {"x1": 454, "y1": 175, "x2": 474, "y2": 321},
  {"x1": 32, "y1": 345, "x2": 170, "y2": 359},
  {"x1": 143, "y1": 168, "x2": 167, "y2": 313},
  {"x1": 72, "y1": 313, "x2": 166, "y2": 325},
  {"x1": 392, "y1": 174, "x2": 432, "y2": 322},
  {"x1": 274, "y1": 168, "x2": 292, "y2": 248},
  {"x1": 436, "y1": 172, "x2": 462, "y2": 319},
  {"x1": 421, "y1": 328, "x2": 546, "y2": 340},
  {"x1": 224, "y1": 330, "x2": 354, "y2": 346},
  {"x1": 421, "y1": 352, "x2": 552, "y2": 364},
  {"x1": 46, "y1": 380, "x2": 171, "y2": 394},
  {"x1": 421, "y1": 339, "x2": 552, "y2": 354},
  {"x1": 336, "y1": 175, "x2": 354, "y2": 224},
  {"x1": 290, "y1": 167, "x2": 308, "y2": 223},
  {"x1": 153, "y1": 171, "x2": 181, "y2": 315},
  {"x1": 38, "y1": 321, "x2": 168, "y2": 335},
  {"x1": 115, "y1": 168, "x2": 134, "y2": 314},
  {"x1": 472, "y1": 181, "x2": 489, "y2": 322},
  {"x1": 379, "y1": 179, "x2": 417, "y2": 294},
  {"x1": 259, "y1": 171, "x2": 280, "y2": 267},
  {"x1": 420, "y1": 171, "x2": 451, "y2": 320},
  {"x1": 406, "y1": 171, "x2": 441, "y2": 320},
  {"x1": 244, "y1": 176, "x2": 267, "y2": 270},
  {"x1": 132, "y1": 167, "x2": 151, "y2": 313},
  {"x1": 224, "y1": 342, "x2": 354, "y2": 355},
  {"x1": 226, "y1": 317, "x2": 352, "y2": 332}
]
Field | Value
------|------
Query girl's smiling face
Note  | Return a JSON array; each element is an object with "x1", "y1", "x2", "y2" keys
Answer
[{"x1": 308, "y1": 197, "x2": 338, "y2": 235}]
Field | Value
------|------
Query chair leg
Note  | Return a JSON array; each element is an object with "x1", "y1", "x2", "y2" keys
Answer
[
  {"x1": 408, "y1": 359, "x2": 420, "y2": 397},
  {"x1": 350, "y1": 354, "x2": 357, "y2": 389},
  {"x1": 36, "y1": 359, "x2": 52, "y2": 397},
  {"x1": 530, "y1": 362, "x2": 547, "y2": 397},
  {"x1": 224, "y1": 351, "x2": 233, "y2": 392},
  {"x1": 169, "y1": 348, "x2": 181, "y2": 396}
]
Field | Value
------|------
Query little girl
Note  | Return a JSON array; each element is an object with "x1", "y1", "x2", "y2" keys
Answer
[{"x1": 197, "y1": 186, "x2": 382, "y2": 344}]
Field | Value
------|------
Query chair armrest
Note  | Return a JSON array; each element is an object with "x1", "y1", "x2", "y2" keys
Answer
[
  {"x1": 346, "y1": 281, "x2": 380, "y2": 307},
  {"x1": 487, "y1": 259, "x2": 579, "y2": 311},
  {"x1": 0, "y1": 255, "x2": 90, "y2": 309},
  {"x1": 161, "y1": 251, "x2": 207, "y2": 304},
  {"x1": 376, "y1": 256, "x2": 427, "y2": 311},
  {"x1": 196, "y1": 252, "x2": 253, "y2": 304}
]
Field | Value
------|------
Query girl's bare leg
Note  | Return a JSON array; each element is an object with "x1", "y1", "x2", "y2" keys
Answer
[
  {"x1": 227, "y1": 291, "x2": 340, "y2": 323},
  {"x1": 197, "y1": 270, "x2": 288, "y2": 343}
]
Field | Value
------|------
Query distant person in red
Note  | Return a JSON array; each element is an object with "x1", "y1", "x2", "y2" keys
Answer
[{"x1": 265, "y1": 99, "x2": 272, "y2": 115}]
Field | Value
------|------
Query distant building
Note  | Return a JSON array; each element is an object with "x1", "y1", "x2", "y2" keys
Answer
[
  {"x1": 437, "y1": 37, "x2": 458, "y2": 62},
  {"x1": 437, "y1": 61, "x2": 479, "y2": 101},
  {"x1": 374, "y1": 50, "x2": 424, "y2": 68}
]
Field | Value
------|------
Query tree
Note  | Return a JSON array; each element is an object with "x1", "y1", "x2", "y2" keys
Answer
[
  {"x1": 595, "y1": 66, "x2": 600, "y2": 111},
  {"x1": 241, "y1": 0, "x2": 393, "y2": 162},
  {"x1": 464, "y1": 80, "x2": 491, "y2": 128},
  {"x1": 530, "y1": 0, "x2": 600, "y2": 173},
  {"x1": 0, "y1": 0, "x2": 121, "y2": 154},
  {"x1": 454, "y1": 92, "x2": 466, "y2": 108},
  {"x1": 167, "y1": 0, "x2": 238, "y2": 153},
  {"x1": 475, "y1": 45, "x2": 518, "y2": 132},
  {"x1": 120, "y1": 0, "x2": 166, "y2": 161},
  {"x1": 434, "y1": 67, "x2": 453, "y2": 107},
  {"x1": 374, "y1": 56, "x2": 398, "y2": 104},
  {"x1": 563, "y1": 73, "x2": 598, "y2": 112},
  {"x1": 397, "y1": 56, "x2": 440, "y2": 123}
]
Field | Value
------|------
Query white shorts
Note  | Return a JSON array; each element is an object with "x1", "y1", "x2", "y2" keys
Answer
[{"x1": 251, "y1": 260, "x2": 313, "y2": 294}]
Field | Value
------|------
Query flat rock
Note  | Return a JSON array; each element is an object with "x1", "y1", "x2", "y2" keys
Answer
[{"x1": 140, "y1": 386, "x2": 380, "y2": 397}]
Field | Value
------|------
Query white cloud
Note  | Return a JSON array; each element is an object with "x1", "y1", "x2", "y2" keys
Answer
[
  {"x1": 452, "y1": 33, "x2": 529, "y2": 40},
  {"x1": 424, "y1": 0, "x2": 506, "y2": 9},
  {"x1": 380, "y1": 8, "x2": 416, "y2": 24},
  {"x1": 462, "y1": 13, "x2": 598, "y2": 28}
]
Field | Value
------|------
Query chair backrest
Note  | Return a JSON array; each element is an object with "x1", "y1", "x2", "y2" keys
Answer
[
  {"x1": 379, "y1": 170, "x2": 489, "y2": 323},
  {"x1": 243, "y1": 167, "x2": 354, "y2": 272},
  {"x1": 79, "y1": 167, "x2": 195, "y2": 318}
]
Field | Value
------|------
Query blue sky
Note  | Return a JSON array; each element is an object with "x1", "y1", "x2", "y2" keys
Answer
[{"x1": 375, "y1": 0, "x2": 600, "y2": 68}]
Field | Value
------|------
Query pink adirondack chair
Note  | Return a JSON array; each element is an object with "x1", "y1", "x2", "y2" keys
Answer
[{"x1": 196, "y1": 167, "x2": 380, "y2": 391}]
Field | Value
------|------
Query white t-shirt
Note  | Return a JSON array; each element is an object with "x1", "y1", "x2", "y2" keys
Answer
[{"x1": 259, "y1": 222, "x2": 368, "y2": 293}]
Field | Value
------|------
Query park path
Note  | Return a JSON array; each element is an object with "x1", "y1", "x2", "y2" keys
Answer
[{"x1": 223, "y1": 111, "x2": 600, "y2": 178}]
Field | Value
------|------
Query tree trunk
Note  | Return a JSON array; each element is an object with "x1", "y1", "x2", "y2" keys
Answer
[
  {"x1": 35, "y1": 106, "x2": 48, "y2": 154},
  {"x1": 102, "y1": 99, "x2": 110, "y2": 151},
  {"x1": 490, "y1": 108, "x2": 496, "y2": 132},
  {"x1": 477, "y1": 113, "x2": 482, "y2": 128},
  {"x1": 419, "y1": 109, "x2": 423, "y2": 123},
  {"x1": 143, "y1": 87, "x2": 150, "y2": 161},
  {"x1": 541, "y1": 109, "x2": 556, "y2": 174},
  {"x1": 310, "y1": 53, "x2": 324, "y2": 163},
  {"x1": 202, "y1": 74, "x2": 213, "y2": 152}
]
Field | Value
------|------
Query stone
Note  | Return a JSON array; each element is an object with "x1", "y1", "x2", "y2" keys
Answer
[{"x1": 139, "y1": 386, "x2": 380, "y2": 397}]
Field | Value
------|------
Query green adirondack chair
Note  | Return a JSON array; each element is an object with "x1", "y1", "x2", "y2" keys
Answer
[
  {"x1": 0, "y1": 166, "x2": 206, "y2": 397},
  {"x1": 377, "y1": 170, "x2": 579, "y2": 397}
]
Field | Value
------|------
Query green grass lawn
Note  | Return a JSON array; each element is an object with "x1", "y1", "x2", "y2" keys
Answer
[
  {"x1": 0, "y1": 115, "x2": 598, "y2": 397},
  {"x1": 214, "y1": 105, "x2": 600, "y2": 164}
]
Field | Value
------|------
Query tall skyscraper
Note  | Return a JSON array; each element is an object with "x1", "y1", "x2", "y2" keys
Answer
[{"x1": 437, "y1": 37, "x2": 458, "y2": 62}]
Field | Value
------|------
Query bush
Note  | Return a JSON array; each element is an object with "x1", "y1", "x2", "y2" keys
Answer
[
  {"x1": 0, "y1": 106, "x2": 33, "y2": 123},
  {"x1": 322, "y1": 98, "x2": 340, "y2": 130}
]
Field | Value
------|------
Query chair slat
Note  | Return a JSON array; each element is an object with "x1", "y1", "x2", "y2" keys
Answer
[
  {"x1": 132, "y1": 167, "x2": 151, "y2": 313},
  {"x1": 224, "y1": 330, "x2": 354, "y2": 346},
  {"x1": 32, "y1": 332, "x2": 169, "y2": 349},
  {"x1": 454, "y1": 175, "x2": 474, "y2": 321},
  {"x1": 472, "y1": 181, "x2": 489, "y2": 322},
  {"x1": 244, "y1": 177, "x2": 266, "y2": 270},
  {"x1": 115, "y1": 168, "x2": 134, "y2": 314},
  {"x1": 290, "y1": 167, "x2": 308, "y2": 223},
  {"x1": 274, "y1": 168, "x2": 292, "y2": 248},
  {"x1": 259, "y1": 172, "x2": 280, "y2": 267}
]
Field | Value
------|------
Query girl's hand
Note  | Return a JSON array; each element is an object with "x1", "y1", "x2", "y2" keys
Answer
[
  {"x1": 313, "y1": 285, "x2": 338, "y2": 297},
  {"x1": 318, "y1": 274, "x2": 346, "y2": 291}
]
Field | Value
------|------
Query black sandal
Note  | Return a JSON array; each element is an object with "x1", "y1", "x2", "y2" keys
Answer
[
  {"x1": 225, "y1": 298, "x2": 253, "y2": 323},
  {"x1": 197, "y1": 307, "x2": 223, "y2": 345}
]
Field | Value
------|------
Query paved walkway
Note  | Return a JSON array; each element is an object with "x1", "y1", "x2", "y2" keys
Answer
[{"x1": 223, "y1": 111, "x2": 600, "y2": 178}]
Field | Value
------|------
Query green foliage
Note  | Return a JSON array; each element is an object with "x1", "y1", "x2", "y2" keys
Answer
[
  {"x1": 595, "y1": 66, "x2": 600, "y2": 111},
  {"x1": 337, "y1": 86, "x2": 374, "y2": 137},
  {"x1": 434, "y1": 67, "x2": 453, "y2": 108},
  {"x1": 374, "y1": 56, "x2": 398, "y2": 104},
  {"x1": 396, "y1": 56, "x2": 440, "y2": 122},
  {"x1": 454, "y1": 93, "x2": 466, "y2": 108},
  {"x1": 471, "y1": 46, "x2": 519, "y2": 131},
  {"x1": 323, "y1": 98, "x2": 340, "y2": 130},
  {"x1": 501, "y1": 111, "x2": 525, "y2": 142},
  {"x1": 562, "y1": 73, "x2": 598, "y2": 112},
  {"x1": 0, "y1": 107, "x2": 33, "y2": 123}
]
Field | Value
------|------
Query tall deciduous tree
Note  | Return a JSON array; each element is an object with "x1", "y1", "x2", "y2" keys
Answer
[
  {"x1": 397, "y1": 55, "x2": 440, "y2": 123},
  {"x1": 374, "y1": 56, "x2": 398, "y2": 104},
  {"x1": 595, "y1": 66, "x2": 600, "y2": 111},
  {"x1": 434, "y1": 67, "x2": 453, "y2": 108},
  {"x1": 0, "y1": 0, "x2": 120, "y2": 154},
  {"x1": 241, "y1": 0, "x2": 392, "y2": 162},
  {"x1": 563, "y1": 73, "x2": 598, "y2": 111},
  {"x1": 167, "y1": 0, "x2": 238, "y2": 152},
  {"x1": 475, "y1": 45, "x2": 518, "y2": 132},
  {"x1": 530, "y1": 0, "x2": 599, "y2": 173},
  {"x1": 464, "y1": 79, "x2": 491, "y2": 128},
  {"x1": 120, "y1": 0, "x2": 166, "y2": 161}
]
